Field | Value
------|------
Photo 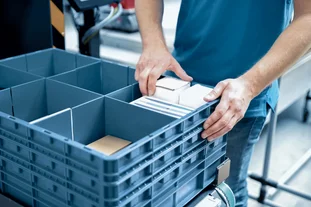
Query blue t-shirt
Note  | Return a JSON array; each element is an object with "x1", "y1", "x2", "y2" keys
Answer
[{"x1": 169, "y1": 0, "x2": 293, "y2": 117}]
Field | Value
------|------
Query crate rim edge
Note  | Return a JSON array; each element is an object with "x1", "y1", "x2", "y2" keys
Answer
[
  {"x1": 46, "y1": 78, "x2": 105, "y2": 98},
  {"x1": 0, "y1": 64, "x2": 43, "y2": 79},
  {"x1": 46, "y1": 61, "x2": 102, "y2": 81},
  {"x1": 0, "y1": 110, "x2": 109, "y2": 158},
  {"x1": 108, "y1": 99, "x2": 219, "y2": 159},
  {"x1": 0, "y1": 98, "x2": 219, "y2": 162}
]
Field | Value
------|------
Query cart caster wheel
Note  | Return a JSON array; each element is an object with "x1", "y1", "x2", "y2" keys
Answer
[
  {"x1": 215, "y1": 182, "x2": 236, "y2": 207},
  {"x1": 303, "y1": 110, "x2": 309, "y2": 123}
]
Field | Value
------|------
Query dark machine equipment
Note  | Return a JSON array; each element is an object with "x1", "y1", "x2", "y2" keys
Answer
[
  {"x1": 0, "y1": 0, "x2": 52, "y2": 59},
  {"x1": 68, "y1": 0, "x2": 138, "y2": 57},
  {"x1": 67, "y1": 0, "x2": 121, "y2": 57},
  {"x1": 68, "y1": 0, "x2": 117, "y2": 11}
]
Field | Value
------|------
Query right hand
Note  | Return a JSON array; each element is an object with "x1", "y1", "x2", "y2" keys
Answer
[{"x1": 135, "y1": 47, "x2": 193, "y2": 96}]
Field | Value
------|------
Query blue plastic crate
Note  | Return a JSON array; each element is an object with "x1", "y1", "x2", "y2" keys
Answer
[
  {"x1": 0, "y1": 49, "x2": 227, "y2": 207},
  {"x1": 0, "y1": 48, "x2": 99, "y2": 77},
  {"x1": 49, "y1": 61, "x2": 134, "y2": 95},
  {"x1": 0, "y1": 96, "x2": 224, "y2": 206}
]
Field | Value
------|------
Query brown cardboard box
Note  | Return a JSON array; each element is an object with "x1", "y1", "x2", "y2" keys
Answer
[{"x1": 87, "y1": 135, "x2": 131, "y2": 156}]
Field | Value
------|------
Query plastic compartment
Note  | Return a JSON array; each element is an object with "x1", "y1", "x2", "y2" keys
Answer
[
  {"x1": 50, "y1": 61, "x2": 132, "y2": 95},
  {"x1": 107, "y1": 83, "x2": 214, "y2": 145},
  {"x1": 0, "y1": 48, "x2": 99, "y2": 77},
  {"x1": 0, "y1": 78, "x2": 101, "y2": 122},
  {"x1": 30, "y1": 97, "x2": 177, "y2": 196},
  {"x1": 0, "y1": 65, "x2": 42, "y2": 115}
]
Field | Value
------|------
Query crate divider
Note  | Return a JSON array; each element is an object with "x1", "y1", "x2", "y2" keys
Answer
[
  {"x1": 0, "y1": 65, "x2": 42, "y2": 88},
  {"x1": 0, "y1": 65, "x2": 43, "y2": 116},
  {"x1": 32, "y1": 96, "x2": 176, "y2": 149},
  {"x1": 0, "y1": 48, "x2": 100, "y2": 77},
  {"x1": 29, "y1": 108, "x2": 74, "y2": 141},
  {"x1": 5, "y1": 79, "x2": 101, "y2": 123},
  {"x1": 0, "y1": 88, "x2": 13, "y2": 115},
  {"x1": 0, "y1": 54, "x2": 28, "y2": 71},
  {"x1": 50, "y1": 60, "x2": 133, "y2": 95}
]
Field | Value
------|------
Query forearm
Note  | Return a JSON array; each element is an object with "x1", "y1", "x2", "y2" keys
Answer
[
  {"x1": 135, "y1": 0, "x2": 167, "y2": 50},
  {"x1": 241, "y1": 14, "x2": 311, "y2": 98}
]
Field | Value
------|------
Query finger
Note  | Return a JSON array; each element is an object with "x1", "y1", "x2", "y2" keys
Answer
[
  {"x1": 201, "y1": 110, "x2": 234, "y2": 139},
  {"x1": 204, "y1": 80, "x2": 229, "y2": 102},
  {"x1": 207, "y1": 115, "x2": 239, "y2": 141},
  {"x1": 135, "y1": 61, "x2": 143, "y2": 81},
  {"x1": 135, "y1": 66, "x2": 140, "y2": 81},
  {"x1": 147, "y1": 65, "x2": 165, "y2": 96},
  {"x1": 170, "y1": 60, "x2": 193, "y2": 81},
  {"x1": 139, "y1": 67, "x2": 152, "y2": 95},
  {"x1": 203, "y1": 100, "x2": 229, "y2": 131}
]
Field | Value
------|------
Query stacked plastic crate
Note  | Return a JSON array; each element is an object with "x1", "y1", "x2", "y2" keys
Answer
[{"x1": 0, "y1": 49, "x2": 227, "y2": 207}]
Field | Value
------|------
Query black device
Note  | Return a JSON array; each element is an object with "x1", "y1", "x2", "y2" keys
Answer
[
  {"x1": 0, "y1": 0, "x2": 52, "y2": 59},
  {"x1": 68, "y1": 0, "x2": 120, "y2": 11},
  {"x1": 68, "y1": 0, "x2": 121, "y2": 57}
]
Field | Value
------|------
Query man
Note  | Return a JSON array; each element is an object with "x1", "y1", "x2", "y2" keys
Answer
[{"x1": 135, "y1": 0, "x2": 311, "y2": 206}]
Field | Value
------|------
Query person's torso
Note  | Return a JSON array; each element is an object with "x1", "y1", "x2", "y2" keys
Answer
[{"x1": 171, "y1": 0, "x2": 293, "y2": 117}]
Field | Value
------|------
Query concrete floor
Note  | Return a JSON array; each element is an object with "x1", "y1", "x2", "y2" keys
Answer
[
  {"x1": 248, "y1": 98, "x2": 311, "y2": 207},
  {"x1": 64, "y1": 1, "x2": 311, "y2": 206}
]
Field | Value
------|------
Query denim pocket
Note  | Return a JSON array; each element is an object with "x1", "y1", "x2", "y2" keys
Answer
[{"x1": 247, "y1": 117, "x2": 266, "y2": 144}]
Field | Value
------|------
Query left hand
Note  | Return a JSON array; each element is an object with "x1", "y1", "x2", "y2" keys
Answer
[{"x1": 201, "y1": 77, "x2": 255, "y2": 141}]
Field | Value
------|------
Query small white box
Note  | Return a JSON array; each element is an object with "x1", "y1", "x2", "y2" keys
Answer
[
  {"x1": 153, "y1": 77, "x2": 190, "y2": 104},
  {"x1": 179, "y1": 84, "x2": 214, "y2": 109}
]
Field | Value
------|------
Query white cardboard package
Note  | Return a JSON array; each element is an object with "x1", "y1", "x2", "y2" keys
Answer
[
  {"x1": 179, "y1": 84, "x2": 214, "y2": 109},
  {"x1": 153, "y1": 77, "x2": 190, "y2": 104}
]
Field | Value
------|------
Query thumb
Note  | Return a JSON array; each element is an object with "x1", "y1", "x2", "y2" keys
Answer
[
  {"x1": 204, "y1": 81, "x2": 228, "y2": 102},
  {"x1": 170, "y1": 60, "x2": 193, "y2": 81}
]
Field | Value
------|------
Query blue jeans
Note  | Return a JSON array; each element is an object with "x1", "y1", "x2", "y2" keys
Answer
[{"x1": 226, "y1": 117, "x2": 266, "y2": 207}]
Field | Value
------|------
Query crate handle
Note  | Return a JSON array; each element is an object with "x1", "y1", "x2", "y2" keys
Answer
[
  {"x1": 8, "y1": 116, "x2": 16, "y2": 120},
  {"x1": 43, "y1": 130, "x2": 51, "y2": 135},
  {"x1": 162, "y1": 125, "x2": 170, "y2": 130},
  {"x1": 129, "y1": 143, "x2": 137, "y2": 149}
]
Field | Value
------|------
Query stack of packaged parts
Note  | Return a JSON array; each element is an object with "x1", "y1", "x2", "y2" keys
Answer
[
  {"x1": 179, "y1": 84, "x2": 214, "y2": 109},
  {"x1": 131, "y1": 77, "x2": 214, "y2": 118},
  {"x1": 130, "y1": 96, "x2": 193, "y2": 118}
]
